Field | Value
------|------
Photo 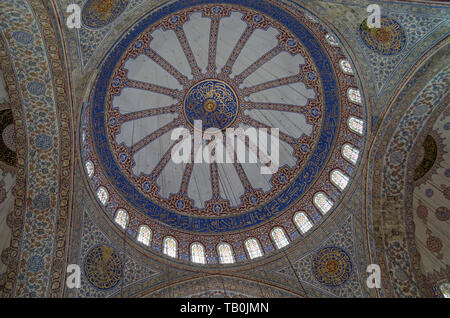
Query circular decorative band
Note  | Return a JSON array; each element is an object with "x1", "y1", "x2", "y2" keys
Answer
[
  {"x1": 184, "y1": 79, "x2": 239, "y2": 130},
  {"x1": 90, "y1": 0, "x2": 339, "y2": 233}
]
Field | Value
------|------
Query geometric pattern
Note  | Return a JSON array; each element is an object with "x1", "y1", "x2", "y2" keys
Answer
[
  {"x1": 276, "y1": 216, "x2": 364, "y2": 297},
  {"x1": 84, "y1": 245, "x2": 123, "y2": 290},
  {"x1": 312, "y1": 246, "x2": 352, "y2": 287},
  {"x1": 360, "y1": 16, "x2": 406, "y2": 56}
]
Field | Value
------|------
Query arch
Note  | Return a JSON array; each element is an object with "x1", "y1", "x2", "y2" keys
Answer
[
  {"x1": 217, "y1": 243, "x2": 235, "y2": 264},
  {"x1": 339, "y1": 59, "x2": 354, "y2": 75},
  {"x1": 85, "y1": 160, "x2": 94, "y2": 178},
  {"x1": 330, "y1": 169, "x2": 349, "y2": 191},
  {"x1": 114, "y1": 209, "x2": 129, "y2": 229},
  {"x1": 342, "y1": 143, "x2": 359, "y2": 165},
  {"x1": 368, "y1": 43, "x2": 450, "y2": 297},
  {"x1": 347, "y1": 87, "x2": 362, "y2": 104},
  {"x1": 313, "y1": 192, "x2": 333, "y2": 214},
  {"x1": 245, "y1": 238, "x2": 263, "y2": 259},
  {"x1": 191, "y1": 242, "x2": 206, "y2": 264},
  {"x1": 325, "y1": 33, "x2": 339, "y2": 46},
  {"x1": 96, "y1": 186, "x2": 108, "y2": 206},
  {"x1": 163, "y1": 236, "x2": 178, "y2": 258},
  {"x1": 270, "y1": 227, "x2": 290, "y2": 249},
  {"x1": 293, "y1": 212, "x2": 313, "y2": 234},
  {"x1": 348, "y1": 117, "x2": 364, "y2": 135},
  {"x1": 137, "y1": 225, "x2": 151, "y2": 246}
]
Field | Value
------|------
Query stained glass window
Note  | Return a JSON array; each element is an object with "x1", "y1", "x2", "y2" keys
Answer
[
  {"x1": 440, "y1": 283, "x2": 450, "y2": 298},
  {"x1": 218, "y1": 243, "x2": 235, "y2": 264},
  {"x1": 191, "y1": 243, "x2": 206, "y2": 264},
  {"x1": 331, "y1": 169, "x2": 349, "y2": 191},
  {"x1": 305, "y1": 13, "x2": 318, "y2": 23},
  {"x1": 114, "y1": 209, "x2": 128, "y2": 229},
  {"x1": 314, "y1": 192, "x2": 333, "y2": 214},
  {"x1": 245, "y1": 238, "x2": 263, "y2": 259},
  {"x1": 163, "y1": 236, "x2": 177, "y2": 258},
  {"x1": 339, "y1": 59, "x2": 354, "y2": 75},
  {"x1": 342, "y1": 143, "x2": 359, "y2": 165},
  {"x1": 325, "y1": 33, "x2": 339, "y2": 46},
  {"x1": 294, "y1": 212, "x2": 313, "y2": 234},
  {"x1": 348, "y1": 117, "x2": 364, "y2": 135},
  {"x1": 137, "y1": 225, "x2": 151, "y2": 246},
  {"x1": 96, "y1": 186, "x2": 108, "y2": 206},
  {"x1": 85, "y1": 160, "x2": 94, "y2": 178},
  {"x1": 348, "y1": 88, "x2": 362, "y2": 104},
  {"x1": 271, "y1": 227, "x2": 289, "y2": 249}
]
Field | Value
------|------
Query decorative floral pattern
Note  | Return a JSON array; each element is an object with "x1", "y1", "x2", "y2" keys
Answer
[
  {"x1": 312, "y1": 246, "x2": 353, "y2": 287},
  {"x1": 360, "y1": 17, "x2": 406, "y2": 56},
  {"x1": 84, "y1": 245, "x2": 123, "y2": 290},
  {"x1": 82, "y1": 0, "x2": 129, "y2": 29},
  {"x1": 81, "y1": 0, "x2": 366, "y2": 264}
]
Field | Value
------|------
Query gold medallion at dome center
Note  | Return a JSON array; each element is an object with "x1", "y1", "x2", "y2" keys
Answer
[
  {"x1": 325, "y1": 260, "x2": 339, "y2": 273},
  {"x1": 204, "y1": 99, "x2": 218, "y2": 113}
]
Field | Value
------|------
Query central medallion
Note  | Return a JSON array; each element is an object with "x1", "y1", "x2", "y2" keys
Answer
[{"x1": 184, "y1": 79, "x2": 239, "y2": 130}]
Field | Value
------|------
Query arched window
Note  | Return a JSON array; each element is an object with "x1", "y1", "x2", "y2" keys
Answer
[
  {"x1": 440, "y1": 283, "x2": 450, "y2": 298},
  {"x1": 137, "y1": 225, "x2": 151, "y2": 246},
  {"x1": 191, "y1": 243, "x2": 206, "y2": 264},
  {"x1": 331, "y1": 169, "x2": 349, "y2": 191},
  {"x1": 339, "y1": 59, "x2": 354, "y2": 75},
  {"x1": 342, "y1": 143, "x2": 360, "y2": 165},
  {"x1": 85, "y1": 160, "x2": 94, "y2": 178},
  {"x1": 348, "y1": 117, "x2": 364, "y2": 135},
  {"x1": 305, "y1": 13, "x2": 318, "y2": 23},
  {"x1": 270, "y1": 227, "x2": 289, "y2": 249},
  {"x1": 325, "y1": 33, "x2": 338, "y2": 46},
  {"x1": 96, "y1": 186, "x2": 108, "y2": 206},
  {"x1": 348, "y1": 88, "x2": 362, "y2": 104},
  {"x1": 294, "y1": 212, "x2": 313, "y2": 234},
  {"x1": 218, "y1": 243, "x2": 235, "y2": 264},
  {"x1": 314, "y1": 192, "x2": 333, "y2": 214},
  {"x1": 245, "y1": 238, "x2": 263, "y2": 259},
  {"x1": 114, "y1": 209, "x2": 129, "y2": 229},
  {"x1": 163, "y1": 236, "x2": 177, "y2": 258}
]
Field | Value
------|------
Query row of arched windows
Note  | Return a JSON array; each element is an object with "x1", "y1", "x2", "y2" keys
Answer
[
  {"x1": 93, "y1": 171, "x2": 354, "y2": 225},
  {"x1": 326, "y1": 32, "x2": 365, "y2": 136},
  {"x1": 110, "y1": 208, "x2": 315, "y2": 264}
]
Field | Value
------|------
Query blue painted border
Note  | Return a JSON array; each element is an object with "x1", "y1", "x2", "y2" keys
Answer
[{"x1": 91, "y1": 0, "x2": 339, "y2": 233}]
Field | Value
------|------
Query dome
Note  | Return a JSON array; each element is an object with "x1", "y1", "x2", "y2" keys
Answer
[{"x1": 81, "y1": 0, "x2": 367, "y2": 265}]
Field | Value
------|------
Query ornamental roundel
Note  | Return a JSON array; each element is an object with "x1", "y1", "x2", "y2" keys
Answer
[
  {"x1": 81, "y1": 0, "x2": 367, "y2": 264},
  {"x1": 312, "y1": 246, "x2": 353, "y2": 287},
  {"x1": 184, "y1": 79, "x2": 239, "y2": 130},
  {"x1": 82, "y1": 0, "x2": 129, "y2": 29},
  {"x1": 359, "y1": 16, "x2": 406, "y2": 56},
  {"x1": 84, "y1": 245, "x2": 123, "y2": 290}
]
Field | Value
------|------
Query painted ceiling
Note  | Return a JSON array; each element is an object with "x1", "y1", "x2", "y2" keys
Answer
[{"x1": 0, "y1": 0, "x2": 448, "y2": 298}]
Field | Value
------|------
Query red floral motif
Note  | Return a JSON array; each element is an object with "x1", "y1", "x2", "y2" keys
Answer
[
  {"x1": 416, "y1": 201, "x2": 428, "y2": 223},
  {"x1": 441, "y1": 184, "x2": 450, "y2": 201}
]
